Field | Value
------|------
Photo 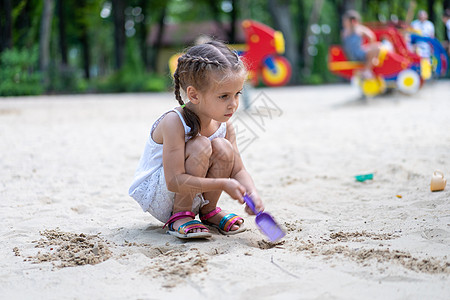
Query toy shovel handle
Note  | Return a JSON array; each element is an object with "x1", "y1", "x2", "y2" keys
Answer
[{"x1": 243, "y1": 194, "x2": 258, "y2": 215}]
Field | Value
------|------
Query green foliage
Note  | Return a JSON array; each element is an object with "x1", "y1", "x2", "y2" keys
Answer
[
  {"x1": 93, "y1": 39, "x2": 168, "y2": 93},
  {"x1": 93, "y1": 68, "x2": 168, "y2": 93},
  {"x1": 47, "y1": 63, "x2": 88, "y2": 94},
  {"x1": 244, "y1": 0, "x2": 272, "y2": 26},
  {"x1": 12, "y1": 0, "x2": 42, "y2": 48},
  {"x1": 167, "y1": 0, "x2": 224, "y2": 23},
  {"x1": 3, "y1": 0, "x2": 445, "y2": 95},
  {"x1": 302, "y1": 73, "x2": 323, "y2": 85},
  {"x1": 0, "y1": 46, "x2": 44, "y2": 96}
]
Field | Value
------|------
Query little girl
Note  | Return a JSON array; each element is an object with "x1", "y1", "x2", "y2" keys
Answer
[
  {"x1": 129, "y1": 40, "x2": 264, "y2": 239},
  {"x1": 341, "y1": 10, "x2": 381, "y2": 78}
]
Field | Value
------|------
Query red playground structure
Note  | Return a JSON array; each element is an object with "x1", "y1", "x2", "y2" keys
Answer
[{"x1": 239, "y1": 19, "x2": 292, "y2": 87}]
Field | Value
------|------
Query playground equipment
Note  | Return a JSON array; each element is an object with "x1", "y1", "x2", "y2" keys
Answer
[
  {"x1": 409, "y1": 33, "x2": 449, "y2": 79},
  {"x1": 372, "y1": 24, "x2": 448, "y2": 80},
  {"x1": 328, "y1": 23, "x2": 448, "y2": 97},
  {"x1": 240, "y1": 20, "x2": 292, "y2": 87},
  {"x1": 168, "y1": 19, "x2": 292, "y2": 87}
]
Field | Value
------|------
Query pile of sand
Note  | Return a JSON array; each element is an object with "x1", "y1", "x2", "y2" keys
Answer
[{"x1": 23, "y1": 229, "x2": 112, "y2": 268}]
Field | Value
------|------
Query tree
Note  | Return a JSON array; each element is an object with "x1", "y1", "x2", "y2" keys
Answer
[
  {"x1": 112, "y1": 0, "x2": 126, "y2": 69},
  {"x1": 39, "y1": 0, "x2": 55, "y2": 86},
  {"x1": 301, "y1": 0, "x2": 324, "y2": 76},
  {"x1": 229, "y1": 0, "x2": 238, "y2": 43},
  {"x1": 137, "y1": 0, "x2": 150, "y2": 70},
  {"x1": 150, "y1": 1, "x2": 168, "y2": 71},
  {"x1": 0, "y1": 0, "x2": 13, "y2": 52},
  {"x1": 268, "y1": 0, "x2": 298, "y2": 84},
  {"x1": 79, "y1": 0, "x2": 91, "y2": 79},
  {"x1": 57, "y1": 0, "x2": 68, "y2": 66},
  {"x1": 427, "y1": 0, "x2": 435, "y2": 24}
]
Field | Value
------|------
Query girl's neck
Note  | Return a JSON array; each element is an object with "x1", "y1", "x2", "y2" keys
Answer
[{"x1": 185, "y1": 102, "x2": 215, "y2": 132}]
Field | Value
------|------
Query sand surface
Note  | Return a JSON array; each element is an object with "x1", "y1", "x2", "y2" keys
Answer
[{"x1": 1, "y1": 81, "x2": 449, "y2": 299}]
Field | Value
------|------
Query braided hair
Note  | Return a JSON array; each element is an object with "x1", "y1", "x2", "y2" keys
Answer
[{"x1": 173, "y1": 40, "x2": 246, "y2": 138}]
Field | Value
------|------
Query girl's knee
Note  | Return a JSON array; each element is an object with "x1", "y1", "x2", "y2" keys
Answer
[
  {"x1": 186, "y1": 136, "x2": 212, "y2": 160},
  {"x1": 211, "y1": 138, "x2": 234, "y2": 162}
]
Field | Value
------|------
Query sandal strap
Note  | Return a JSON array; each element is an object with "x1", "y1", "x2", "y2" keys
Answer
[
  {"x1": 163, "y1": 211, "x2": 195, "y2": 228},
  {"x1": 177, "y1": 220, "x2": 208, "y2": 235},
  {"x1": 219, "y1": 213, "x2": 244, "y2": 232},
  {"x1": 200, "y1": 207, "x2": 222, "y2": 221}
]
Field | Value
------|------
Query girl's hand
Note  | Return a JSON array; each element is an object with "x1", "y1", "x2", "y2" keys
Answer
[
  {"x1": 223, "y1": 178, "x2": 246, "y2": 202},
  {"x1": 245, "y1": 192, "x2": 264, "y2": 216}
]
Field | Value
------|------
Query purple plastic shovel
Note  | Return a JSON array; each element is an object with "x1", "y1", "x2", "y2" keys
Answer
[{"x1": 243, "y1": 195, "x2": 285, "y2": 242}]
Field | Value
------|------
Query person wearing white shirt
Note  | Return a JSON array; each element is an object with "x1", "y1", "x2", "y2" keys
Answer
[{"x1": 411, "y1": 10, "x2": 435, "y2": 58}]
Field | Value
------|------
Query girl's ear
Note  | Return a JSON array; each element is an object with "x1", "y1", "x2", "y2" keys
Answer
[{"x1": 186, "y1": 86, "x2": 200, "y2": 104}]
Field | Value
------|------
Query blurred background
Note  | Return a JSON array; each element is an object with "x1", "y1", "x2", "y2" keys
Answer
[{"x1": 1, "y1": 0, "x2": 449, "y2": 96}]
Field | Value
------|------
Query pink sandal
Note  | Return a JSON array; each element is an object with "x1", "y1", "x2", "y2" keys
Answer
[
  {"x1": 200, "y1": 207, "x2": 246, "y2": 235},
  {"x1": 163, "y1": 211, "x2": 212, "y2": 239}
]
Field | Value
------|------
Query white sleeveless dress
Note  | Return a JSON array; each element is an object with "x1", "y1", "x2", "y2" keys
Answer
[{"x1": 129, "y1": 108, "x2": 227, "y2": 223}]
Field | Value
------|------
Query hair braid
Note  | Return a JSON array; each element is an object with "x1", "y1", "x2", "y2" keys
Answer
[
  {"x1": 173, "y1": 71, "x2": 184, "y2": 106},
  {"x1": 174, "y1": 56, "x2": 201, "y2": 138},
  {"x1": 180, "y1": 54, "x2": 222, "y2": 67}
]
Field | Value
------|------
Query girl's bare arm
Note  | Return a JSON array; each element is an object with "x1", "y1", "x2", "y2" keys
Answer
[
  {"x1": 226, "y1": 121, "x2": 265, "y2": 213},
  {"x1": 359, "y1": 24, "x2": 376, "y2": 43}
]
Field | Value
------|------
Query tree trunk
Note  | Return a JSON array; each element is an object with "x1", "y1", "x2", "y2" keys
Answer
[
  {"x1": 301, "y1": 0, "x2": 324, "y2": 77},
  {"x1": 57, "y1": 0, "x2": 68, "y2": 65},
  {"x1": 445, "y1": 0, "x2": 450, "y2": 42},
  {"x1": 39, "y1": 0, "x2": 55, "y2": 87},
  {"x1": 208, "y1": 0, "x2": 229, "y2": 41},
  {"x1": 229, "y1": 0, "x2": 238, "y2": 43},
  {"x1": 343, "y1": 0, "x2": 357, "y2": 11},
  {"x1": 427, "y1": 0, "x2": 435, "y2": 25},
  {"x1": 80, "y1": 30, "x2": 90, "y2": 79},
  {"x1": 0, "y1": 0, "x2": 13, "y2": 51},
  {"x1": 112, "y1": 0, "x2": 126, "y2": 70},
  {"x1": 151, "y1": 4, "x2": 167, "y2": 71},
  {"x1": 445, "y1": 0, "x2": 450, "y2": 10},
  {"x1": 296, "y1": 0, "x2": 306, "y2": 70},
  {"x1": 268, "y1": 0, "x2": 298, "y2": 84},
  {"x1": 138, "y1": 0, "x2": 150, "y2": 70}
]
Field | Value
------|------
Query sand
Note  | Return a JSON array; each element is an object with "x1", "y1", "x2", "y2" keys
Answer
[{"x1": 1, "y1": 81, "x2": 449, "y2": 299}]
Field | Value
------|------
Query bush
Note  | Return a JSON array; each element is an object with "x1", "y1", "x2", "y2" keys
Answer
[
  {"x1": 93, "y1": 67, "x2": 169, "y2": 93},
  {"x1": 47, "y1": 63, "x2": 88, "y2": 94},
  {"x1": 92, "y1": 39, "x2": 169, "y2": 93},
  {"x1": 0, "y1": 46, "x2": 44, "y2": 96}
]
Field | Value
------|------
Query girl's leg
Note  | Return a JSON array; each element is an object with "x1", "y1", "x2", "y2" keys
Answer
[
  {"x1": 365, "y1": 43, "x2": 380, "y2": 71},
  {"x1": 200, "y1": 138, "x2": 243, "y2": 231},
  {"x1": 172, "y1": 136, "x2": 211, "y2": 232},
  {"x1": 201, "y1": 138, "x2": 234, "y2": 211}
]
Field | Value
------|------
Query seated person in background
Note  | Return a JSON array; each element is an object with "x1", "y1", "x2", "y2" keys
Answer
[
  {"x1": 341, "y1": 10, "x2": 381, "y2": 79},
  {"x1": 411, "y1": 10, "x2": 435, "y2": 38}
]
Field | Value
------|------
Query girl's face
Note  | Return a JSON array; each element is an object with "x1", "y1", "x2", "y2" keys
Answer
[
  {"x1": 196, "y1": 71, "x2": 246, "y2": 122},
  {"x1": 343, "y1": 17, "x2": 357, "y2": 30},
  {"x1": 343, "y1": 18, "x2": 351, "y2": 30}
]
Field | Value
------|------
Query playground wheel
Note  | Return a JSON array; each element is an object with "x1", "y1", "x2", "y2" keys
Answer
[
  {"x1": 261, "y1": 56, "x2": 292, "y2": 87},
  {"x1": 361, "y1": 76, "x2": 386, "y2": 98},
  {"x1": 396, "y1": 69, "x2": 421, "y2": 94}
]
